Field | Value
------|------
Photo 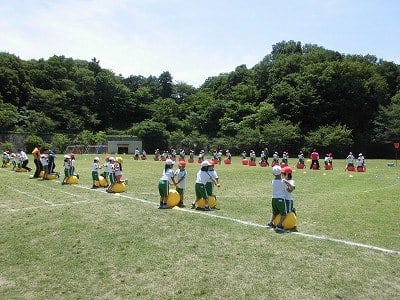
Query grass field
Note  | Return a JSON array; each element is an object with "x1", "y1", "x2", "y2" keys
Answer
[{"x1": 0, "y1": 156, "x2": 399, "y2": 299}]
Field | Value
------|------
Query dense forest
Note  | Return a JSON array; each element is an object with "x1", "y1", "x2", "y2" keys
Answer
[{"x1": 1, "y1": 40, "x2": 399, "y2": 157}]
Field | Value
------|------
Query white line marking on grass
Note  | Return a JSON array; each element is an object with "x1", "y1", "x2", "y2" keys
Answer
[
  {"x1": 2, "y1": 169, "x2": 399, "y2": 255},
  {"x1": 72, "y1": 184, "x2": 400, "y2": 256},
  {"x1": 8, "y1": 186, "x2": 54, "y2": 205}
]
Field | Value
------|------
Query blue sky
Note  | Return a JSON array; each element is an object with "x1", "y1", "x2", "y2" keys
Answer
[{"x1": 1, "y1": 0, "x2": 399, "y2": 87}]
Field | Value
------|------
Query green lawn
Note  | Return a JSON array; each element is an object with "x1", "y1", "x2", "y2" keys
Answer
[{"x1": 0, "y1": 156, "x2": 399, "y2": 299}]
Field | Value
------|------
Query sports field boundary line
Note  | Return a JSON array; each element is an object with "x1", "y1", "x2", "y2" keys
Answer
[
  {"x1": 70, "y1": 182, "x2": 400, "y2": 256},
  {"x1": 2, "y1": 169, "x2": 399, "y2": 256}
]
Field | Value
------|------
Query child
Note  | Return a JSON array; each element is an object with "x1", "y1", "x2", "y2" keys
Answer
[
  {"x1": 10, "y1": 153, "x2": 17, "y2": 170},
  {"x1": 101, "y1": 156, "x2": 111, "y2": 186},
  {"x1": 267, "y1": 166, "x2": 287, "y2": 231},
  {"x1": 2, "y1": 151, "x2": 9, "y2": 168},
  {"x1": 249, "y1": 150, "x2": 256, "y2": 163},
  {"x1": 107, "y1": 157, "x2": 128, "y2": 192},
  {"x1": 205, "y1": 160, "x2": 221, "y2": 203},
  {"x1": 106, "y1": 157, "x2": 116, "y2": 192},
  {"x1": 48, "y1": 150, "x2": 56, "y2": 174},
  {"x1": 69, "y1": 153, "x2": 79, "y2": 179},
  {"x1": 174, "y1": 161, "x2": 188, "y2": 207},
  {"x1": 272, "y1": 151, "x2": 279, "y2": 166},
  {"x1": 345, "y1": 152, "x2": 355, "y2": 170},
  {"x1": 298, "y1": 151, "x2": 305, "y2": 164},
  {"x1": 61, "y1": 155, "x2": 72, "y2": 184},
  {"x1": 225, "y1": 150, "x2": 232, "y2": 162},
  {"x1": 158, "y1": 159, "x2": 177, "y2": 208},
  {"x1": 91, "y1": 157, "x2": 101, "y2": 189},
  {"x1": 310, "y1": 149, "x2": 320, "y2": 170},
  {"x1": 40, "y1": 154, "x2": 49, "y2": 179},
  {"x1": 282, "y1": 166, "x2": 296, "y2": 216},
  {"x1": 114, "y1": 157, "x2": 128, "y2": 184},
  {"x1": 282, "y1": 151, "x2": 289, "y2": 165},
  {"x1": 191, "y1": 161, "x2": 213, "y2": 211}
]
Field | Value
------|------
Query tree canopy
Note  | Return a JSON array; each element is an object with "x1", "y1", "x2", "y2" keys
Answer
[{"x1": 1, "y1": 40, "x2": 399, "y2": 157}]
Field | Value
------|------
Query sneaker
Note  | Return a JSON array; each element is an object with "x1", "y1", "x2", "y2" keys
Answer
[
  {"x1": 76, "y1": 174, "x2": 80, "y2": 179},
  {"x1": 191, "y1": 203, "x2": 196, "y2": 209},
  {"x1": 124, "y1": 179, "x2": 128, "y2": 185},
  {"x1": 158, "y1": 204, "x2": 170, "y2": 209},
  {"x1": 91, "y1": 185, "x2": 98, "y2": 189},
  {"x1": 204, "y1": 206, "x2": 211, "y2": 211},
  {"x1": 275, "y1": 225, "x2": 286, "y2": 232},
  {"x1": 178, "y1": 202, "x2": 186, "y2": 208},
  {"x1": 267, "y1": 222, "x2": 275, "y2": 228}
]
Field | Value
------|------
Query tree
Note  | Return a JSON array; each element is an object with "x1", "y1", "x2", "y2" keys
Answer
[
  {"x1": 25, "y1": 134, "x2": 46, "y2": 152},
  {"x1": 51, "y1": 133, "x2": 71, "y2": 153},
  {"x1": 305, "y1": 124, "x2": 353, "y2": 156},
  {"x1": 131, "y1": 120, "x2": 170, "y2": 151},
  {"x1": 0, "y1": 98, "x2": 18, "y2": 131},
  {"x1": 373, "y1": 92, "x2": 400, "y2": 143},
  {"x1": 158, "y1": 71, "x2": 173, "y2": 98}
]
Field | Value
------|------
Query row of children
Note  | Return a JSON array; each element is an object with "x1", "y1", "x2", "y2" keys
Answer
[
  {"x1": 157, "y1": 159, "x2": 220, "y2": 210},
  {"x1": 91, "y1": 156, "x2": 128, "y2": 192},
  {"x1": 2, "y1": 150, "x2": 29, "y2": 170}
]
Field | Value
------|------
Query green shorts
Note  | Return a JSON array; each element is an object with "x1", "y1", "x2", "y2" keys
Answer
[
  {"x1": 195, "y1": 183, "x2": 208, "y2": 200},
  {"x1": 205, "y1": 182, "x2": 213, "y2": 196},
  {"x1": 176, "y1": 187, "x2": 184, "y2": 195},
  {"x1": 272, "y1": 198, "x2": 287, "y2": 215},
  {"x1": 109, "y1": 173, "x2": 116, "y2": 184},
  {"x1": 92, "y1": 171, "x2": 99, "y2": 181},
  {"x1": 158, "y1": 180, "x2": 169, "y2": 197},
  {"x1": 285, "y1": 200, "x2": 293, "y2": 213}
]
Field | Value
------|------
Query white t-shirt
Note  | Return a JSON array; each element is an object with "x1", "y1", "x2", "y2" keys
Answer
[
  {"x1": 196, "y1": 170, "x2": 210, "y2": 185},
  {"x1": 160, "y1": 168, "x2": 174, "y2": 183},
  {"x1": 285, "y1": 179, "x2": 295, "y2": 201},
  {"x1": 272, "y1": 178, "x2": 286, "y2": 199},
  {"x1": 174, "y1": 169, "x2": 187, "y2": 189}
]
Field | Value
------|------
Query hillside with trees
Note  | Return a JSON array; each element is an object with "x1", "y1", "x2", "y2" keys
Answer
[{"x1": 0, "y1": 40, "x2": 399, "y2": 157}]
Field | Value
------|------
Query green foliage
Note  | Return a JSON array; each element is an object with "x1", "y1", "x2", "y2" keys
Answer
[
  {"x1": 305, "y1": 125, "x2": 353, "y2": 155},
  {"x1": 260, "y1": 119, "x2": 302, "y2": 153},
  {"x1": 74, "y1": 130, "x2": 96, "y2": 146},
  {"x1": 373, "y1": 92, "x2": 400, "y2": 143},
  {"x1": 132, "y1": 120, "x2": 170, "y2": 151},
  {"x1": 0, "y1": 41, "x2": 399, "y2": 157},
  {"x1": 51, "y1": 133, "x2": 71, "y2": 153},
  {"x1": 24, "y1": 134, "x2": 45, "y2": 152},
  {"x1": 0, "y1": 98, "x2": 18, "y2": 131},
  {"x1": 1, "y1": 141, "x2": 15, "y2": 152}
]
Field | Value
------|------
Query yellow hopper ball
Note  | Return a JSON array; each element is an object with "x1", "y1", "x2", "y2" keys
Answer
[
  {"x1": 112, "y1": 182, "x2": 126, "y2": 193},
  {"x1": 67, "y1": 175, "x2": 79, "y2": 184},
  {"x1": 167, "y1": 190, "x2": 180, "y2": 207},
  {"x1": 39, "y1": 170, "x2": 45, "y2": 178},
  {"x1": 196, "y1": 196, "x2": 217, "y2": 209},
  {"x1": 273, "y1": 212, "x2": 297, "y2": 229},
  {"x1": 45, "y1": 173, "x2": 58, "y2": 180},
  {"x1": 15, "y1": 168, "x2": 28, "y2": 172},
  {"x1": 95, "y1": 176, "x2": 108, "y2": 187}
]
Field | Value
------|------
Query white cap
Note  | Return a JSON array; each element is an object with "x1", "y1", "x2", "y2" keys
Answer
[
  {"x1": 165, "y1": 159, "x2": 174, "y2": 165},
  {"x1": 201, "y1": 160, "x2": 210, "y2": 167},
  {"x1": 94, "y1": 157, "x2": 99, "y2": 161},
  {"x1": 272, "y1": 165, "x2": 282, "y2": 176},
  {"x1": 359, "y1": 153, "x2": 363, "y2": 156}
]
